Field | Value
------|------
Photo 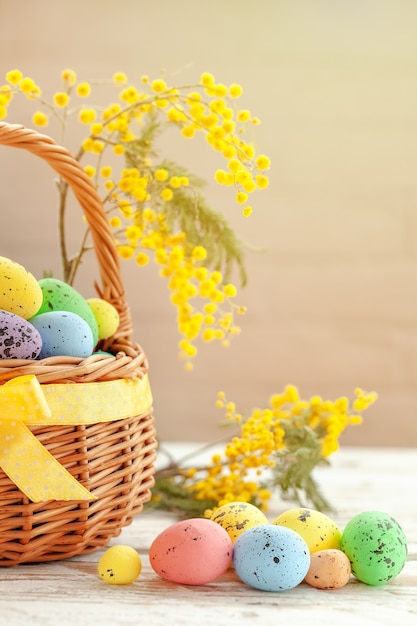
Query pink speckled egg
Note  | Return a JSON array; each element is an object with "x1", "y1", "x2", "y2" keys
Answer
[
  {"x1": 0, "y1": 309, "x2": 42, "y2": 359},
  {"x1": 149, "y1": 518, "x2": 233, "y2": 585}
]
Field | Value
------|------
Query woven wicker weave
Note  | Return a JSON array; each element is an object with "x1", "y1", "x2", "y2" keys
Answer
[{"x1": 0, "y1": 122, "x2": 157, "y2": 566}]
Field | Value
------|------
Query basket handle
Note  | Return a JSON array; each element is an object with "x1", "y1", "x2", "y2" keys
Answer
[{"x1": 0, "y1": 121, "x2": 134, "y2": 353}]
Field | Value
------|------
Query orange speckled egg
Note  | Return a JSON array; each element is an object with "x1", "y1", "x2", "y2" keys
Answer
[
  {"x1": 304, "y1": 549, "x2": 352, "y2": 589},
  {"x1": 149, "y1": 518, "x2": 233, "y2": 585}
]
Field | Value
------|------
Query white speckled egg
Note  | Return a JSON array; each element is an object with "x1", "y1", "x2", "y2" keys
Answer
[
  {"x1": 272, "y1": 508, "x2": 342, "y2": 553},
  {"x1": 149, "y1": 518, "x2": 233, "y2": 585},
  {"x1": 233, "y1": 524, "x2": 310, "y2": 591},
  {"x1": 0, "y1": 256, "x2": 42, "y2": 320},
  {"x1": 37, "y1": 278, "x2": 99, "y2": 345},
  {"x1": 0, "y1": 309, "x2": 42, "y2": 359},
  {"x1": 210, "y1": 501, "x2": 269, "y2": 543},
  {"x1": 30, "y1": 311, "x2": 94, "y2": 358},
  {"x1": 86, "y1": 298, "x2": 120, "y2": 340}
]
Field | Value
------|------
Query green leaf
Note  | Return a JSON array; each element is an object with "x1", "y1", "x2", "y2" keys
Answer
[{"x1": 147, "y1": 476, "x2": 217, "y2": 518}]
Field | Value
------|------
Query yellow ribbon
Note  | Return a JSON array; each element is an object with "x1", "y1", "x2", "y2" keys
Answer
[{"x1": 0, "y1": 374, "x2": 153, "y2": 503}]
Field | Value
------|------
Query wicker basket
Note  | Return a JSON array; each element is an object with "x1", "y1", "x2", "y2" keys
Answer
[{"x1": 0, "y1": 122, "x2": 157, "y2": 566}]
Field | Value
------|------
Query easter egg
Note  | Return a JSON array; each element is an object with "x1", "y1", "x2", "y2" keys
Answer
[
  {"x1": 0, "y1": 256, "x2": 42, "y2": 320},
  {"x1": 272, "y1": 508, "x2": 342, "y2": 553},
  {"x1": 86, "y1": 298, "x2": 120, "y2": 340},
  {"x1": 0, "y1": 309, "x2": 42, "y2": 359},
  {"x1": 36, "y1": 278, "x2": 98, "y2": 345},
  {"x1": 340, "y1": 511, "x2": 408, "y2": 586},
  {"x1": 304, "y1": 549, "x2": 352, "y2": 589},
  {"x1": 149, "y1": 518, "x2": 233, "y2": 585},
  {"x1": 233, "y1": 524, "x2": 310, "y2": 592},
  {"x1": 98, "y1": 545, "x2": 142, "y2": 585},
  {"x1": 210, "y1": 501, "x2": 269, "y2": 543},
  {"x1": 30, "y1": 311, "x2": 94, "y2": 358}
]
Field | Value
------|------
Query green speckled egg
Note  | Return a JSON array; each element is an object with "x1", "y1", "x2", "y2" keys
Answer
[
  {"x1": 0, "y1": 256, "x2": 42, "y2": 319},
  {"x1": 272, "y1": 507, "x2": 342, "y2": 553},
  {"x1": 340, "y1": 510, "x2": 407, "y2": 586},
  {"x1": 36, "y1": 278, "x2": 98, "y2": 346}
]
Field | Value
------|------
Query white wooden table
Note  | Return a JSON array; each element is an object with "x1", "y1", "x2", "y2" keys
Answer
[{"x1": 0, "y1": 445, "x2": 416, "y2": 626}]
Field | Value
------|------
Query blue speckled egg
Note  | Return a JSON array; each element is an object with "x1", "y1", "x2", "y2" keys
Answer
[
  {"x1": 341, "y1": 511, "x2": 408, "y2": 586},
  {"x1": 233, "y1": 524, "x2": 310, "y2": 591},
  {"x1": 30, "y1": 311, "x2": 94, "y2": 358},
  {"x1": 0, "y1": 309, "x2": 42, "y2": 359},
  {"x1": 36, "y1": 278, "x2": 98, "y2": 346}
]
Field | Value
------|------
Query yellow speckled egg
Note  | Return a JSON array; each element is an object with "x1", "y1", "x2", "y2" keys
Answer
[
  {"x1": 98, "y1": 545, "x2": 142, "y2": 585},
  {"x1": 210, "y1": 501, "x2": 269, "y2": 543},
  {"x1": 87, "y1": 298, "x2": 120, "y2": 340},
  {"x1": 272, "y1": 508, "x2": 342, "y2": 553},
  {"x1": 304, "y1": 549, "x2": 351, "y2": 589},
  {"x1": 0, "y1": 256, "x2": 42, "y2": 320}
]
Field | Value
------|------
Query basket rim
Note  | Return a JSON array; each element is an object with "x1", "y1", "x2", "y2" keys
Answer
[{"x1": 0, "y1": 121, "x2": 146, "y2": 381}]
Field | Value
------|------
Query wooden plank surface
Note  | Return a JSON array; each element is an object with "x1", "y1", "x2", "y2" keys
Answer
[{"x1": 0, "y1": 446, "x2": 416, "y2": 626}]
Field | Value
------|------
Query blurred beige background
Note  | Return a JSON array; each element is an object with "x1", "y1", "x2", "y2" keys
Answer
[{"x1": 1, "y1": 0, "x2": 417, "y2": 447}]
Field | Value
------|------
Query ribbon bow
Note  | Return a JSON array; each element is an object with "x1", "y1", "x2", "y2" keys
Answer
[{"x1": 0, "y1": 374, "x2": 152, "y2": 502}]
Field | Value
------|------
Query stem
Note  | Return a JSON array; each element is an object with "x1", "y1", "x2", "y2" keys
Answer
[
  {"x1": 57, "y1": 177, "x2": 71, "y2": 283},
  {"x1": 57, "y1": 144, "x2": 87, "y2": 284},
  {"x1": 67, "y1": 231, "x2": 93, "y2": 286},
  {"x1": 155, "y1": 430, "x2": 239, "y2": 475}
]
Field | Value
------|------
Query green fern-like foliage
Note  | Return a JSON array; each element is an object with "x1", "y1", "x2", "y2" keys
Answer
[
  {"x1": 123, "y1": 119, "x2": 248, "y2": 286},
  {"x1": 161, "y1": 164, "x2": 248, "y2": 286}
]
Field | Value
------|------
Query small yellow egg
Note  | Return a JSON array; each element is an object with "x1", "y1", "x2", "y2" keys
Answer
[
  {"x1": 210, "y1": 501, "x2": 268, "y2": 543},
  {"x1": 98, "y1": 545, "x2": 142, "y2": 584},
  {"x1": 87, "y1": 298, "x2": 120, "y2": 340}
]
